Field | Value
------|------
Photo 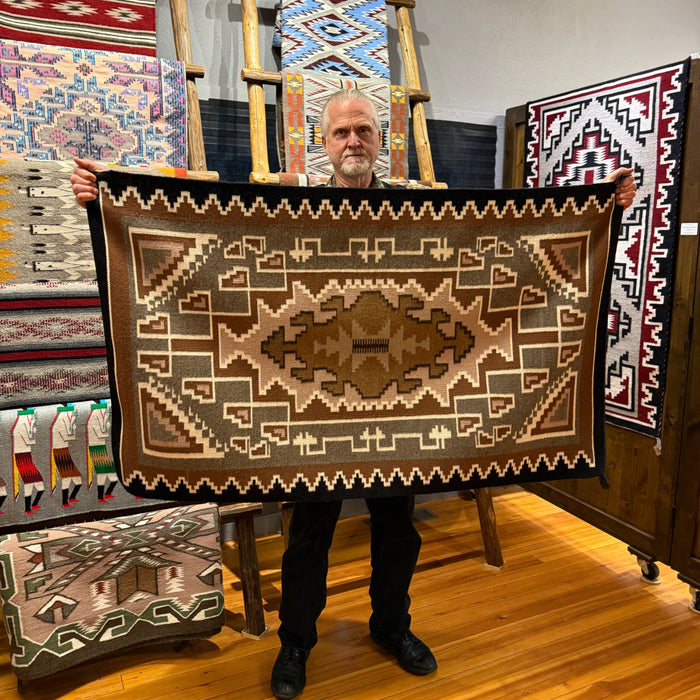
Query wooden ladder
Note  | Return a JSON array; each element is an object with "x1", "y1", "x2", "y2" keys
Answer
[
  {"x1": 238, "y1": 0, "x2": 503, "y2": 568},
  {"x1": 168, "y1": 0, "x2": 218, "y2": 179},
  {"x1": 239, "y1": 0, "x2": 439, "y2": 185}
]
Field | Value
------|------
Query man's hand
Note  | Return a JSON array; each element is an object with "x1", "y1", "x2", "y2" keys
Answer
[
  {"x1": 70, "y1": 157, "x2": 107, "y2": 208},
  {"x1": 603, "y1": 167, "x2": 637, "y2": 209}
]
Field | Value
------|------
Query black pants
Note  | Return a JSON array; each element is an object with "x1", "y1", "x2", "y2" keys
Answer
[{"x1": 278, "y1": 495, "x2": 422, "y2": 650}]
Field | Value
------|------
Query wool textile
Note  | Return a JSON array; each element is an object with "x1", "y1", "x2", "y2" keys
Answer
[
  {"x1": 87, "y1": 172, "x2": 622, "y2": 502},
  {"x1": 524, "y1": 60, "x2": 690, "y2": 435}
]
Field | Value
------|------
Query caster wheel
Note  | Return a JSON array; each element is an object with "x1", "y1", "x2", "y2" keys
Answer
[
  {"x1": 638, "y1": 558, "x2": 661, "y2": 585},
  {"x1": 689, "y1": 586, "x2": 700, "y2": 614}
]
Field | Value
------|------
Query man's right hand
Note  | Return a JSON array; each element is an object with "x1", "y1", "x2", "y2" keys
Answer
[{"x1": 71, "y1": 157, "x2": 107, "y2": 208}]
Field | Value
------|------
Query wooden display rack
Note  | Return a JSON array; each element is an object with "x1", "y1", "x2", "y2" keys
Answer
[
  {"x1": 237, "y1": 0, "x2": 503, "y2": 569},
  {"x1": 239, "y1": 0, "x2": 441, "y2": 186},
  {"x1": 168, "y1": 0, "x2": 218, "y2": 179}
]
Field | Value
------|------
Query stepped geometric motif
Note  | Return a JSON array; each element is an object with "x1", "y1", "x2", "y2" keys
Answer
[
  {"x1": 87, "y1": 172, "x2": 622, "y2": 502},
  {"x1": 0, "y1": 0, "x2": 157, "y2": 56},
  {"x1": 524, "y1": 60, "x2": 690, "y2": 436},
  {"x1": 0, "y1": 503, "x2": 224, "y2": 680},
  {"x1": 281, "y1": 0, "x2": 390, "y2": 79},
  {"x1": 0, "y1": 38, "x2": 187, "y2": 167}
]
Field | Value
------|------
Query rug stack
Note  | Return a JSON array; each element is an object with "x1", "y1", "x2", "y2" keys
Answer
[{"x1": 0, "y1": 4, "x2": 225, "y2": 686}]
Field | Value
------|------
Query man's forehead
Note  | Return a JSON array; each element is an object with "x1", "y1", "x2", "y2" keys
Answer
[{"x1": 328, "y1": 100, "x2": 376, "y2": 124}]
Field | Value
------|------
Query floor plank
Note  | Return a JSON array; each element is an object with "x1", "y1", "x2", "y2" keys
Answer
[{"x1": 0, "y1": 488, "x2": 698, "y2": 699}]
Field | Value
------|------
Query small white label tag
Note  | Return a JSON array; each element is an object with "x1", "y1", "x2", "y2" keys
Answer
[{"x1": 680, "y1": 222, "x2": 698, "y2": 236}]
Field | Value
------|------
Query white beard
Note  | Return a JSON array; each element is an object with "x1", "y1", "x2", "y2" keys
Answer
[{"x1": 340, "y1": 153, "x2": 372, "y2": 177}]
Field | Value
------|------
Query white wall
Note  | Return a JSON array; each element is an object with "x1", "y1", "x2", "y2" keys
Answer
[{"x1": 157, "y1": 0, "x2": 700, "y2": 184}]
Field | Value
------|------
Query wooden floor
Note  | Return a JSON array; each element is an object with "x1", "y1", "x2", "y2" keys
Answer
[{"x1": 2, "y1": 488, "x2": 699, "y2": 699}]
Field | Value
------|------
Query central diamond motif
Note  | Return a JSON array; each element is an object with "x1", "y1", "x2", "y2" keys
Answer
[{"x1": 262, "y1": 290, "x2": 476, "y2": 399}]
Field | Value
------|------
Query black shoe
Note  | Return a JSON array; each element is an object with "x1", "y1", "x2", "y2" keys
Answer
[
  {"x1": 271, "y1": 645, "x2": 309, "y2": 699},
  {"x1": 371, "y1": 629, "x2": 438, "y2": 675}
]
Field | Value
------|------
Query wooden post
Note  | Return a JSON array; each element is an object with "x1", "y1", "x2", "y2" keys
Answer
[
  {"x1": 241, "y1": 0, "x2": 271, "y2": 178},
  {"x1": 280, "y1": 502, "x2": 294, "y2": 549},
  {"x1": 394, "y1": 5, "x2": 435, "y2": 182},
  {"x1": 235, "y1": 514, "x2": 268, "y2": 638},
  {"x1": 219, "y1": 503, "x2": 268, "y2": 639},
  {"x1": 504, "y1": 105, "x2": 527, "y2": 188},
  {"x1": 474, "y1": 489, "x2": 504, "y2": 569},
  {"x1": 169, "y1": 0, "x2": 208, "y2": 172}
]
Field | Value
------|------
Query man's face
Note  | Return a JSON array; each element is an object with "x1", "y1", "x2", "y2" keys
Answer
[{"x1": 322, "y1": 99, "x2": 380, "y2": 179}]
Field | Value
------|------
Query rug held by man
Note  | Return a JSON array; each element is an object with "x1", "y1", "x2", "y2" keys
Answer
[{"x1": 87, "y1": 172, "x2": 621, "y2": 502}]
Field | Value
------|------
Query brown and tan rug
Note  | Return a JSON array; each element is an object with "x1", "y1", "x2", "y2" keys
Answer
[{"x1": 87, "y1": 172, "x2": 621, "y2": 502}]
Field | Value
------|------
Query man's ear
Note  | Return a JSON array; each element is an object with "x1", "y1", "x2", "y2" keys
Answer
[{"x1": 321, "y1": 136, "x2": 327, "y2": 154}]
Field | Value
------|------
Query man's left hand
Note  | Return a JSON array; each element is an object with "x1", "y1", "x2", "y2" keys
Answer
[{"x1": 604, "y1": 167, "x2": 637, "y2": 209}]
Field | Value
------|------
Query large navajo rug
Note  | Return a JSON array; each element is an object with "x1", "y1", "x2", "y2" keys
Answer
[
  {"x1": 0, "y1": 398, "x2": 167, "y2": 535},
  {"x1": 0, "y1": 502, "x2": 224, "y2": 680},
  {"x1": 0, "y1": 38, "x2": 187, "y2": 167},
  {"x1": 280, "y1": 0, "x2": 390, "y2": 79},
  {"x1": 524, "y1": 60, "x2": 690, "y2": 436},
  {"x1": 0, "y1": 0, "x2": 157, "y2": 57},
  {"x1": 87, "y1": 172, "x2": 622, "y2": 502},
  {"x1": 282, "y1": 70, "x2": 407, "y2": 180}
]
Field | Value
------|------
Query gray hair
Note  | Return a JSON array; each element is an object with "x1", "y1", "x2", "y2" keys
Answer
[{"x1": 320, "y1": 88, "x2": 380, "y2": 137}]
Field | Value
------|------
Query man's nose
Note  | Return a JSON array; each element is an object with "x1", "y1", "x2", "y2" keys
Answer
[{"x1": 347, "y1": 130, "x2": 361, "y2": 147}]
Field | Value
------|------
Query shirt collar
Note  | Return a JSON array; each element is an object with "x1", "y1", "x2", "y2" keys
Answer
[{"x1": 325, "y1": 173, "x2": 384, "y2": 189}]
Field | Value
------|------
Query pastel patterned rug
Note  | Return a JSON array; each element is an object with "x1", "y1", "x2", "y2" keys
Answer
[
  {"x1": 87, "y1": 171, "x2": 622, "y2": 502},
  {"x1": 280, "y1": 0, "x2": 390, "y2": 79},
  {"x1": 0, "y1": 0, "x2": 157, "y2": 56},
  {"x1": 0, "y1": 502, "x2": 224, "y2": 680},
  {"x1": 0, "y1": 38, "x2": 187, "y2": 166},
  {"x1": 524, "y1": 60, "x2": 690, "y2": 436},
  {"x1": 282, "y1": 70, "x2": 407, "y2": 179},
  {"x1": 0, "y1": 398, "x2": 168, "y2": 535}
]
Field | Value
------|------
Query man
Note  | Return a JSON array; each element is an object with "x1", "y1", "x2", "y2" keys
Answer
[
  {"x1": 270, "y1": 89, "x2": 439, "y2": 700},
  {"x1": 270, "y1": 90, "x2": 639, "y2": 700},
  {"x1": 71, "y1": 89, "x2": 636, "y2": 700}
]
